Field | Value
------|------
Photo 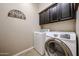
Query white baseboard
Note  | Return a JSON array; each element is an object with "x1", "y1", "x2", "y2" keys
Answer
[{"x1": 13, "y1": 47, "x2": 33, "y2": 56}]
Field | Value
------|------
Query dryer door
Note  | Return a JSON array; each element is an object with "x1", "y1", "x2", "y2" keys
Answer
[{"x1": 45, "y1": 38, "x2": 72, "y2": 56}]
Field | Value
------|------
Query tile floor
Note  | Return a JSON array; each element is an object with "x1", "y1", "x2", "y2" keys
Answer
[{"x1": 19, "y1": 48, "x2": 41, "y2": 56}]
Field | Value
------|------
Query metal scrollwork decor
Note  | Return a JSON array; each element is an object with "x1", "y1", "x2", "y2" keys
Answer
[{"x1": 8, "y1": 9, "x2": 26, "y2": 20}]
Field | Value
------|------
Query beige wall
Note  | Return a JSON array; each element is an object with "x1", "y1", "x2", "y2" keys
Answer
[
  {"x1": 76, "y1": 6, "x2": 79, "y2": 55},
  {"x1": 38, "y1": 3, "x2": 52, "y2": 13},
  {"x1": 0, "y1": 3, "x2": 40, "y2": 55},
  {"x1": 38, "y1": 3, "x2": 76, "y2": 32},
  {"x1": 41, "y1": 20, "x2": 76, "y2": 32}
]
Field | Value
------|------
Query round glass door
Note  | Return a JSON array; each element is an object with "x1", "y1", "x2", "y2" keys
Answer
[{"x1": 45, "y1": 38, "x2": 72, "y2": 56}]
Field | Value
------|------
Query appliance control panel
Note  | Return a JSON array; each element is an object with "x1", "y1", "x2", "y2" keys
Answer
[
  {"x1": 60, "y1": 34, "x2": 70, "y2": 39},
  {"x1": 53, "y1": 34, "x2": 58, "y2": 37}
]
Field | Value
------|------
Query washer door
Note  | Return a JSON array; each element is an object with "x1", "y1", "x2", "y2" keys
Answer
[{"x1": 45, "y1": 38, "x2": 73, "y2": 56}]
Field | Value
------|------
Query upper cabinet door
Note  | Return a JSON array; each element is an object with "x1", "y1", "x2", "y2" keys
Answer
[
  {"x1": 56, "y1": 4, "x2": 62, "y2": 20},
  {"x1": 39, "y1": 9, "x2": 50, "y2": 25},
  {"x1": 39, "y1": 12, "x2": 45, "y2": 25},
  {"x1": 49, "y1": 4, "x2": 62, "y2": 23},
  {"x1": 44, "y1": 9, "x2": 50, "y2": 24},
  {"x1": 49, "y1": 4, "x2": 57, "y2": 23},
  {"x1": 60, "y1": 3, "x2": 73, "y2": 20},
  {"x1": 53, "y1": 6, "x2": 58, "y2": 21}
]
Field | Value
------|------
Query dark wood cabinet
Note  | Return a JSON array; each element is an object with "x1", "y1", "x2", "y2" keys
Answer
[
  {"x1": 44, "y1": 9, "x2": 50, "y2": 24},
  {"x1": 39, "y1": 3, "x2": 76, "y2": 25},
  {"x1": 39, "y1": 9, "x2": 50, "y2": 25},
  {"x1": 56, "y1": 4, "x2": 62, "y2": 20},
  {"x1": 39, "y1": 12, "x2": 45, "y2": 25},
  {"x1": 60, "y1": 3, "x2": 75, "y2": 20},
  {"x1": 49, "y1": 4, "x2": 61, "y2": 23},
  {"x1": 49, "y1": 5, "x2": 57, "y2": 22},
  {"x1": 61, "y1": 3, "x2": 71, "y2": 19}
]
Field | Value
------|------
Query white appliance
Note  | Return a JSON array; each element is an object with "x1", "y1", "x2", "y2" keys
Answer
[
  {"x1": 45, "y1": 32, "x2": 76, "y2": 56},
  {"x1": 34, "y1": 29, "x2": 49, "y2": 55}
]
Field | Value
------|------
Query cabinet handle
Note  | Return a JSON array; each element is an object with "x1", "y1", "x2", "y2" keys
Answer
[{"x1": 50, "y1": 21, "x2": 53, "y2": 22}]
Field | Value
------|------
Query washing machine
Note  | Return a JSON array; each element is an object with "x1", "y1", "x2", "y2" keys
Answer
[
  {"x1": 33, "y1": 29, "x2": 50, "y2": 55},
  {"x1": 34, "y1": 32, "x2": 46, "y2": 55},
  {"x1": 45, "y1": 32, "x2": 76, "y2": 56}
]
